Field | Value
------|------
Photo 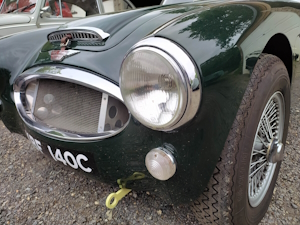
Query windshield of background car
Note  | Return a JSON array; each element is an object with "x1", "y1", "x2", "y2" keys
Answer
[
  {"x1": 0, "y1": 0, "x2": 37, "y2": 14},
  {"x1": 43, "y1": 0, "x2": 99, "y2": 17}
]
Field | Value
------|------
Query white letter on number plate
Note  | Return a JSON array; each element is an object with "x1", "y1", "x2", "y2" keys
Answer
[
  {"x1": 55, "y1": 149, "x2": 67, "y2": 165},
  {"x1": 76, "y1": 154, "x2": 92, "y2": 173},
  {"x1": 64, "y1": 151, "x2": 78, "y2": 169},
  {"x1": 47, "y1": 145, "x2": 57, "y2": 161},
  {"x1": 26, "y1": 132, "x2": 43, "y2": 154}
]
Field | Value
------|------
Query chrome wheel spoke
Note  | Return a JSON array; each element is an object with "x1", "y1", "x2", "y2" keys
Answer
[
  {"x1": 252, "y1": 149, "x2": 266, "y2": 156},
  {"x1": 249, "y1": 161, "x2": 267, "y2": 178},
  {"x1": 256, "y1": 135, "x2": 269, "y2": 148},
  {"x1": 250, "y1": 156, "x2": 266, "y2": 170},
  {"x1": 259, "y1": 121, "x2": 271, "y2": 142}
]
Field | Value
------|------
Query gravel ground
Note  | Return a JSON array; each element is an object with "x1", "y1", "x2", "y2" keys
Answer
[
  {"x1": 0, "y1": 120, "x2": 198, "y2": 225},
  {"x1": 0, "y1": 84, "x2": 300, "y2": 225}
]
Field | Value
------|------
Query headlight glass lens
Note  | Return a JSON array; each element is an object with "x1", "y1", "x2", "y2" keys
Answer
[{"x1": 120, "y1": 48, "x2": 187, "y2": 129}]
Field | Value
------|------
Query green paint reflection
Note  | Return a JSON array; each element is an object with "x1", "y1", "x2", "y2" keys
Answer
[{"x1": 177, "y1": 5, "x2": 254, "y2": 48}]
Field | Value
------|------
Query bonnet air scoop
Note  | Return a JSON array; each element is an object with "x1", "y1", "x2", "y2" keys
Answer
[{"x1": 47, "y1": 27, "x2": 110, "y2": 43}]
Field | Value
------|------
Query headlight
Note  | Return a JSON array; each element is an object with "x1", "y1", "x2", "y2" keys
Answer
[
  {"x1": 120, "y1": 47, "x2": 187, "y2": 130},
  {"x1": 120, "y1": 37, "x2": 201, "y2": 131}
]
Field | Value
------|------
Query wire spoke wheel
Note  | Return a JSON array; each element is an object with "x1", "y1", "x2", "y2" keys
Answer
[{"x1": 248, "y1": 91, "x2": 285, "y2": 207}]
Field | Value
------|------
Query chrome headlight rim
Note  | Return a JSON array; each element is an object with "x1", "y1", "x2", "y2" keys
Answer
[
  {"x1": 14, "y1": 65, "x2": 130, "y2": 142},
  {"x1": 120, "y1": 46, "x2": 188, "y2": 130},
  {"x1": 120, "y1": 37, "x2": 201, "y2": 131}
]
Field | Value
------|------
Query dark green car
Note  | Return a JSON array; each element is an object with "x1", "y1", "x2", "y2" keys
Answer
[{"x1": 0, "y1": 0, "x2": 299, "y2": 224}]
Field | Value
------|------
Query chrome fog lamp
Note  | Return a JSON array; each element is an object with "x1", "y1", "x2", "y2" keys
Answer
[
  {"x1": 145, "y1": 148, "x2": 176, "y2": 181},
  {"x1": 120, "y1": 37, "x2": 201, "y2": 131}
]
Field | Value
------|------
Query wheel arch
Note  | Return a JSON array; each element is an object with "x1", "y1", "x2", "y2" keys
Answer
[{"x1": 262, "y1": 33, "x2": 293, "y2": 83}]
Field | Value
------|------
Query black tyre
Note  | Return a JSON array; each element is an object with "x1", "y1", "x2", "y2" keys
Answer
[{"x1": 192, "y1": 54, "x2": 290, "y2": 224}]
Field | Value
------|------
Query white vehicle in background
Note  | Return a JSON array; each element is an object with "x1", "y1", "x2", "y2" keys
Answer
[{"x1": 0, "y1": 0, "x2": 141, "y2": 38}]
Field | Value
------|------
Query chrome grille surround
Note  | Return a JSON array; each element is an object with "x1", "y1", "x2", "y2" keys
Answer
[
  {"x1": 14, "y1": 66, "x2": 130, "y2": 142},
  {"x1": 47, "y1": 27, "x2": 110, "y2": 42}
]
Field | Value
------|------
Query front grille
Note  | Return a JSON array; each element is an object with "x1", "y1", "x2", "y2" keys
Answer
[
  {"x1": 34, "y1": 80, "x2": 102, "y2": 134},
  {"x1": 15, "y1": 66, "x2": 129, "y2": 141}
]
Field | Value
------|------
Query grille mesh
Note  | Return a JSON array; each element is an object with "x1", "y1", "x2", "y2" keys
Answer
[
  {"x1": 33, "y1": 80, "x2": 102, "y2": 134},
  {"x1": 48, "y1": 32, "x2": 100, "y2": 42}
]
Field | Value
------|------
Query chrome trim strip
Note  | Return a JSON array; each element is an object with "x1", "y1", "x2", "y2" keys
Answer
[
  {"x1": 39, "y1": 23, "x2": 64, "y2": 26},
  {"x1": 125, "y1": 0, "x2": 136, "y2": 9},
  {"x1": 98, "y1": 93, "x2": 109, "y2": 133},
  {"x1": 96, "y1": 0, "x2": 103, "y2": 13},
  {"x1": 121, "y1": 37, "x2": 201, "y2": 131},
  {"x1": 58, "y1": 0, "x2": 63, "y2": 17},
  {"x1": 62, "y1": 27, "x2": 110, "y2": 40},
  {"x1": 16, "y1": 66, "x2": 122, "y2": 100},
  {"x1": 31, "y1": 81, "x2": 39, "y2": 116},
  {"x1": 161, "y1": 0, "x2": 194, "y2": 5},
  {"x1": 14, "y1": 65, "x2": 129, "y2": 142},
  {"x1": 1, "y1": 24, "x2": 36, "y2": 30}
]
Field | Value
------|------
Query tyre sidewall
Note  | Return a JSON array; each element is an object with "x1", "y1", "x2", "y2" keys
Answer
[{"x1": 232, "y1": 62, "x2": 290, "y2": 224}]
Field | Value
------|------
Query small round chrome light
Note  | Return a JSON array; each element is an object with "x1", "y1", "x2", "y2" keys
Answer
[{"x1": 145, "y1": 148, "x2": 176, "y2": 181}]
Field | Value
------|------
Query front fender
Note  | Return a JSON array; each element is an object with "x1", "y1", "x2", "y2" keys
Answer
[{"x1": 154, "y1": 1, "x2": 297, "y2": 202}]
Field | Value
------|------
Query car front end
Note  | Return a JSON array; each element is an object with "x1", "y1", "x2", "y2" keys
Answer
[
  {"x1": 0, "y1": 1, "x2": 254, "y2": 207},
  {"x1": 13, "y1": 33, "x2": 205, "y2": 206}
]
